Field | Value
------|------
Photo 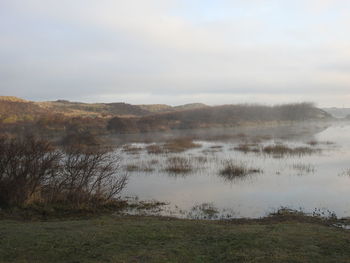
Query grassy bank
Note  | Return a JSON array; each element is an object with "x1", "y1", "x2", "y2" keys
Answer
[{"x1": 1, "y1": 215, "x2": 350, "y2": 263}]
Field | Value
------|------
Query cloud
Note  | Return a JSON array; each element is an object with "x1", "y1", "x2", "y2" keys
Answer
[{"x1": 1, "y1": 0, "x2": 350, "y2": 106}]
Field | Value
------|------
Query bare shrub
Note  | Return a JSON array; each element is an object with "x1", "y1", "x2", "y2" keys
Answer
[
  {"x1": 47, "y1": 147, "x2": 127, "y2": 206},
  {"x1": 165, "y1": 157, "x2": 192, "y2": 173},
  {"x1": 0, "y1": 136, "x2": 61, "y2": 207},
  {"x1": 0, "y1": 136, "x2": 127, "y2": 208}
]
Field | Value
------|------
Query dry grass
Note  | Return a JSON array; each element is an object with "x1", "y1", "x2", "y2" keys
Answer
[
  {"x1": 193, "y1": 156, "x2": 208, "y2": 163},
  {"x1": 262, "y1": 144, "x2": 319, "y2": 157},
  {"x1": 340, "y1": 168, "x2": 350, "y2": 177},
  {"x1": 164, "y1": 138, "x2": 201, "y2": 153},
  {"x1": 292, "y1": 163, "x2": 316, "y2": 174},
  {"x1": 122, "y1": 144, "x2": 143, "y2": 154},
  {"x1": 165, "y1": 156, "x2": 193, "y2": 174},
  {"x1": 125, "y1": 164, "x2": 154, "y2": 172},
  {"x1": 146, "y1": 144, "x2": 165, "y2": 154},
  {"x1": 219, "y1": 160, "x2": 262, "y2": 180},
  {"x1": 306, "y1": 140, "x2": 318, "y2": 146},
  {"x1": 234, "y1": 143, "x2": 260, "y2": 153}
]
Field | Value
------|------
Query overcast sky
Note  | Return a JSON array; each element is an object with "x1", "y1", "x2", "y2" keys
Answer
[{"x1": 1, "y1": 0, "x2": 350, "y2": 106}]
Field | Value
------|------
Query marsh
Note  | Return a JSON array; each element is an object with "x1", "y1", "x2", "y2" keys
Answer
[{"x1": 116, "y1": 121, "x2": 350, "y2": 219}]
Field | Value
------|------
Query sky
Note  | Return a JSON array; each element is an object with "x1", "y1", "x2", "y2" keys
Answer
[{"x1": 1, "y1": 0, "x2": 350, "y2": 107}]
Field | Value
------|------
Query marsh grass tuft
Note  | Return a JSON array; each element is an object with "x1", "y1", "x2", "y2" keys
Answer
[
  {"x1": 292, "y1": 163, "x2": 316, "y2": 174},
  {"x1": 164, "y1": 138, "x2": 202, "y2": 153},
  {"x1": 122, "y1": 144, "x2": 143, "y2": 154},
  {"x1": 219, "y1": 160, "x2": 262, "y2": 180},
  {"x1": 339, "y1": 168, "x2": 350, "y2": 177},
  {"x1": 125, "y1": 163, "x2": 154, "y2": 172},
  {"x1": 165, "y1": 156, "x2": 193, "y2": 174},
  {"x1": 188, "y1": 203, "x2": 219, "y2": 219},
  {"x1": 262, "y1": 144, "x2": 319, "y2": 157},
  {"x1": 146, "y1": 144, "x2": 165, "y2": 154},
  {"x1": 234, "y1": 143, "x2": 260, "y2": 153}
]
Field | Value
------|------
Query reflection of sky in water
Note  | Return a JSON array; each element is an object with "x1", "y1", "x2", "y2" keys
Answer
[{"x1": 120, "y1": 122, "x2": 350, "y2": 218}]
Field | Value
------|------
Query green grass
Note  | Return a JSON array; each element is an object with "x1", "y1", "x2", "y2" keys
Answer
[{"x1": 1, "y1": 215, "x2": 350, "y2": 262}]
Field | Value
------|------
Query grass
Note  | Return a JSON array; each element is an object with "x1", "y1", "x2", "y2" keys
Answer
[
  {"x1": 125, "y1": 161, "x2": 155, "y2": 172},
  {"x1": 219, "y1": 160, "x2": 262, "y2": 180},
  {"x1": 122, "y1": 144, "x2": 143, "y2": 155},
  {"x1": 1, "y1": 215, "x2": 350, "y2": 262},
  {"x1": 340, "y1": 168, "x2": 350, "y2": 177},
  {"x1": 262, "y1": 144, "x2": 319, "y2": 157},
  {"x1": 234, "y1": 143, "x2": 260, "y2": 153},
  {"x1": 164, "y1": 138, "x2": 201, "y2": 153},
  {"x1": 146, "y1": 144, "x2": 165, "y2": 154},
  {"x1": 292, "y1": 163, "x2": 316, "y2": 174},
  {"x1": 165, "y1": 156, "x2": 193, "y2": 174},
  {"x1": 146, "y1": 138, "x2": 201, "y2": 155}
]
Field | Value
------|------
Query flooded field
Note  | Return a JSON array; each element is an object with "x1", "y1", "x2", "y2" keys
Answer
[{"x1": 116, "y1": 122, "x2": 350, "y2": 219}]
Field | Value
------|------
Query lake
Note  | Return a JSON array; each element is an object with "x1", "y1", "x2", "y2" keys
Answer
[{"x1": 116, "y1": 121, "x2": 350, "y2": 219}]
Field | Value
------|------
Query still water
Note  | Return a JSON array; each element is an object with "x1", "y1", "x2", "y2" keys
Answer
[{"x1": 118, "y1": 122, "x2": 350, "y2": 219}]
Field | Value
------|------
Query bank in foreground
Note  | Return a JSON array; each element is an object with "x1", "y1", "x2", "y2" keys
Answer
[{"x1": 1, "y1": 214, "x2": 350, "y2": 263}]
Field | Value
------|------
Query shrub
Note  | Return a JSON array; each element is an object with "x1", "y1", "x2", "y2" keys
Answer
[{"x1": 0, "y1": 136, "x2": 127, "y2": 208}]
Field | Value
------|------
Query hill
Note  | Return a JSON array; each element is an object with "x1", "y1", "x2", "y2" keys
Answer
[
  {"x1": 108, "y1": 103, "x2": 332, "y2": 133},
  {"x1": 0, "y1": 97, "x2": 332, "y2": 135},
  {"x1": 0, "y1": 96, "x2": 28, "y2": 103},
  {"x1": 0, "y1": 97, "x2": 209, "y2": 121}
]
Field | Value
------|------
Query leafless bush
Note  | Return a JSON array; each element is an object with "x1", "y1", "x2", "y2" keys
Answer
[
  {"x1": 0, "y1": 136, "x2": 127, "y2": 208},
  {"x1": 47, "y1": 147, "x2": 127, "y2": 206},
  {"x1": 0, "y1": 136, "x2": 61, "y2": 206}
]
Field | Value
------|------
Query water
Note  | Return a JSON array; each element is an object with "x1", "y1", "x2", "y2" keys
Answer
[{"x1": 117, "y1": 122, "x2": 350, "y2": 219}]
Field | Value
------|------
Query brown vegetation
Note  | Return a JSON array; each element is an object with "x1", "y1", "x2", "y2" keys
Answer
[
  {"x1": 0, "y1": 136, "x2": 127, "y2": 209},
  {"x1": 163, "y1": 138, "x2": 201, "y2": 153},
  {"x1": 262, "y1": 144, "x2": 319, "y2": 157},
  {"x1": 165, "y1": 157, "x2": 193, "y2": 174},
  {"x1": 219, "y1": 160, "x2": 261, "y2": 180},
  {"x1": 107, "y1": 103, "x2": 332, "y2": 134}
]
